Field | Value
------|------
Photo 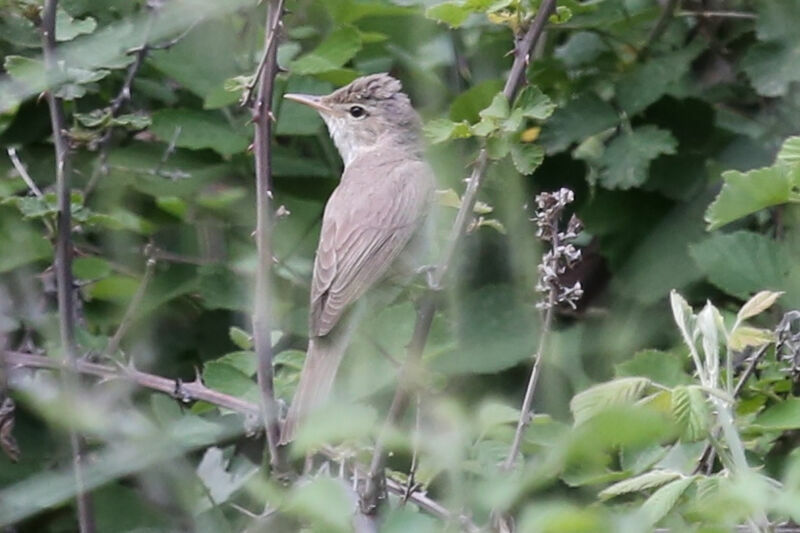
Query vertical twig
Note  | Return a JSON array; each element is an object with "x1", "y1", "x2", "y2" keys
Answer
[
  {"x1": 250, "y1": 0, "x2": 286, "y2": 474},
  {"x1": 640, "y1": 0, "x2": 680, "y2": 57},
  {"x1": 41, "y1": 1, "x2": 96, "y2": 531},
  {"x1": 103, "y1": 253, "x2": 156, "y2": 359},
  {"x1": 503, "y1": 292, "x2": 555, "y2": 469},
  {"x1": 359, "y1": 0, "x2": 558, "y2": 514}
]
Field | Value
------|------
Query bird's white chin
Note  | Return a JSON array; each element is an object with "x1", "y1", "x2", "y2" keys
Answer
[{"x1": 322, "y1": 115, "x2": 368, "y2": 167}]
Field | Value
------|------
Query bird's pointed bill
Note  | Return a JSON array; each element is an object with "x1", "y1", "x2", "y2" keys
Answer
[{"x1": 284, "y1": 93, "x2": 334, "y2": 114}]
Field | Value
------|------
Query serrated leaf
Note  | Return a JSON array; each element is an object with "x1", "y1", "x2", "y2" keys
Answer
[
  {"x1": 511, "y1": 143, "x2": 544, "y2": 174},
  {"x1": 778, "y1": 136, "x2": 800, "y2": 165},
  {"x1": 486, "y1": 133, "x2": 511, "y2": 159},
  {"x1": 705, "y1": 166, "x2": 798, "y2": 230},
  {"x1": 599, "y1": 470, "x2": 682, "y2": 500},
  {"x1": 737, "y1": 290, "x2": 784, "y2": 323},
  {"x1": 55, "y1": 8, "x2": 96, "y2": 41},
  {"x1": 514, "y1": 86, "x2": 555, "y2": 120},
  {"x1": 689, "y1": 231, "x2": 800, "y2": 308},
  {"x1": 599, "y1": 126, "x2": 677, "y2": 189},
  {"x1": 540, "y1": 93, "x2": 618, "y2": 153},
  {"x1": 570, "y1": 377, "x2": 651, "y2": 425},
  {"x1": 229, "y1": 326, "x2": 253, "y2": 350},
  {"x1": 291, "y1": 26, "x2": 362, "y2": 75},
  {"x1": 670, "y1": 386, "x2": 710, "y2": 441},
  {"x1": 196, "y1": 447, "x2": 257, "y2": 509},
  {"x1": 423, "y1": 118, "x2": 472, "y2": 143},
  {"x1": 640, "y1": 476, "x2": 695, "y2": 527},
  {"x1": 479, "y1": 93, "x2": 510, "y2": 120},
  {"x1": 742, "y1": 41, "x2": 800, "y2": 98},
  {"x1": 729, "y1": 327, "x2": 775, "y2": 351}
]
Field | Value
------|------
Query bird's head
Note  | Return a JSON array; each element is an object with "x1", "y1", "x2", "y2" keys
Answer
[{"x1": 284, "y1": 73, "x2": 421, "y2": 165}]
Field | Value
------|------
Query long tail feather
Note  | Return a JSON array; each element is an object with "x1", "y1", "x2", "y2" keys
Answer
[{"x1": 280, "y1": 329, "x2": 351, "y2": 444}]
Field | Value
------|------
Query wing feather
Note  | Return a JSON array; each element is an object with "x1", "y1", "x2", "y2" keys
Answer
[{"x1": 310, "y1": 150, "x2": 433, "y2": 336}]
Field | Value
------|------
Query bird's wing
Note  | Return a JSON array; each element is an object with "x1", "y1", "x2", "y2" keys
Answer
[{"x1": 310, "y1": 154, "x2": 432, "y2": 337}]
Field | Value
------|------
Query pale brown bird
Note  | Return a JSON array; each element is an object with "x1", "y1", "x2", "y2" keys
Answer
[{"x1": 280, "y1": 73, "x2": 435, "y2": 444}]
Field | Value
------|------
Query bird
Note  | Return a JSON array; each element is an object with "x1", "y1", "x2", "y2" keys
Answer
[{"x1": 279, "y1": 73, "x2": 435, "y2": 444}]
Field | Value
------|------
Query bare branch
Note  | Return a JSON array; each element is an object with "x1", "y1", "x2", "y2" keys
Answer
[
  {"x1": 41, "y1": 0, "x2": 95, "y2": 530},
  {"x1": 250, "y1": 0, "x2": 286, "y2": 474},
  {"x1": 360, "y1": 0, "x2": 558, "y2": 515}
]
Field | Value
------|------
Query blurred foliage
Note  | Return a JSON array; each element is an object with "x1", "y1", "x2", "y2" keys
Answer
[{"x1": 1, "y1": 0, "x2": 800, "y2": 531}]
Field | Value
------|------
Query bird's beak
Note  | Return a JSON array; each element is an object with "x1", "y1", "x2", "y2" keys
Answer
[{"x1": 283, "y1": 93, "x2": 334, "y2": 114}]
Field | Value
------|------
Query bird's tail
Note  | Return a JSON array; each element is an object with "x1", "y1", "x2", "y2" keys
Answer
[{"x1": 280, "y1": 328, "x2": 352, "y2": 445}]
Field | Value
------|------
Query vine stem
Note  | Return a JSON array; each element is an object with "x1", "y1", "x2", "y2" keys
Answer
[
  {"x1": 250, "y1": 0, "x2": 286, "y2": 474},
  {"x1": 41, "y1": 0, "x2": 95, "y2": 531},
  {"x1": 359, "y1": 0, "x2": 558, "y2": 515}
]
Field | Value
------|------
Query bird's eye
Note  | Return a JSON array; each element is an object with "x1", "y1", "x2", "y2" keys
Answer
[{"x1": 349, "y1": 105, "x2": 366, "y2": 118}]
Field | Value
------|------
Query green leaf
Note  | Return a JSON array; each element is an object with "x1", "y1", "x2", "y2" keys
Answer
[
  {"x1": 149, "y1": 109, "x2": 248, "y2": 156},
  {"x1": 689, "y1": 231, "x2": 800, "y2": 308},
  {"x1": 449, "y1": 79, "x2": 504, "y2": 122},
  {"x1": 0, "y1": 212, "x2": 51, "y2": 273},
  {"x1": 88, "y1": 275, "x2": 139, "y2": 302},
  {"x1": 213, "y1": 351, "x2": 256, "y2": 377},
  {"x1": 150, "y1": 19, "x2": 242, "y2": 99},
  {"x1": 514, "y1": 85, "x2": 555, "y2": 121},
  {"x1": 616, "y1": 44, "x2": 702, "y2": 115},
  {"x1": 73, "y1": 257, "x2": 111, "y2": 280},
  {"x1": 510, "y1": 143, "x2": 544, "y2": 174},
  {"x1": 540, "y1": 93, "x2": 618, "y2": 152},
  {"x1": 639, "y1": 476, "x2": 695, "y2": 527},
  {"x1": 426, "y1": 2, "x2": 471, "y2": 28},
  {"x1": 292, "y1": 402, "x2": 377, "y2": 454},
  {"x1": 479, "y1": 93, "x2": 510, "y2": 120},
  {"x1": 277, "y1": 77, "x2": 331, "y2": 135},
  {"x1": 615, "y1": 350, "x2": 690, "y2": 388},
  {"x1": 778, "y1": 136, "x2": 800, "y2": 165},
  {"x1": 753, "y1": 398, "x2": 800, "y2": 430},
  {"x1": 423, "y1": 118, "x2": 472, "y2": 144},
  {"x1": 729, "y1": 326, "x2": 775, "y2": 351},
  {"x1": 570, "y1": 377, "x2": 651, "y2": 425},
  {"x1": 291, "y1": 26, "x2": 362, "y2": 75},
  {"x1": 228, "y1": 327, "x2": 253, "y2": 351},
  {"x1": 284, "y1": 477, "x2": 352, "y2": 532},
  {"x1": 742, "y1": 41, "x2": 800, "y2": 97},
  {"x1": 599, "y1": 126, "x2": 677, "y2": 190},
  {"x1": 486, "y1": 133, "x2": 511, "y2": 159},
  {"x1": 599, "y1": 470, "x2": 682, "y2": 500},
  {"x1": 55, "y1": 8, "x2": 96, "y2": 41},
  {"x1": 477, "y1": 400, "x2": 519, "y2": 436},
  {"x1": 203, "y1": 361, "x2": 258, "y2": 403},
  {"x1": 705, "y1": 166, "x2": 799, "y2": 230},
  {"x1": 671, "y1": 386, "x2": 710, "y2": 441}
]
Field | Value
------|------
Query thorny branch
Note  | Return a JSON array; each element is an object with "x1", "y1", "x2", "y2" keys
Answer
[
  {"x1": 250, "y1": 0, "x2": 286, "y2": 474},
  {"x1": 41, "y1": 0, "x2": 95, "y2": 531},
  {"x1": 359, "y1": 0, "x2": 558, "y2": 516},
  {"x1": 2, "y1": 350, "x2": 480, "y2": 532}
]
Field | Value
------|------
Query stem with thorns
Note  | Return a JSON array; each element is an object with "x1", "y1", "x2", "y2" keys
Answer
[
  {"x1": 359, "y1": 0, "x2": 558, "y2": 515},
  {"x1": 250, "y1": 0, "x2": 285, "y2": 474},
  {"x1": 41, "y1": 1, "x2": 95, "y2": 531}
]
